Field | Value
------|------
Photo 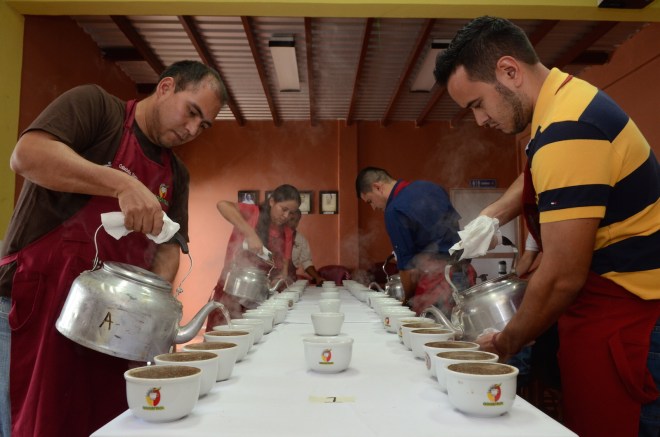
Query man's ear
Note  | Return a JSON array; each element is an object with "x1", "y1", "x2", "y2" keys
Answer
[
  {"x1": 496, "y1": 56, "x2": 522, "y2": 86},
  {"x1": 156, "y1": 76, "x2": 175, "y2": 98}
]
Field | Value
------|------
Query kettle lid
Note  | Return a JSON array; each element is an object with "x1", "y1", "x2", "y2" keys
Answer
[{"x1": 103, "y1": 261, "x2": 172, "y2": 291}]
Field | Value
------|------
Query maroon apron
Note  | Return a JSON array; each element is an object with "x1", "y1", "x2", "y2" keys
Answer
[
  {"x1": 413, "y1": 265, "x2": 453, "y2": 316},
  {"x1": 2, "y1": 100, "x2": 174, "y2": 437},
  {"x1": 522, "y1": 160, "x2": 660, "y2": 437}
]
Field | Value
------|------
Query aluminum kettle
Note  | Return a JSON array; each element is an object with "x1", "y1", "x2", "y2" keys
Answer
[
  {"x1": 367, "y1": 252, "x2": 404, "y2": 300},
  {"x1": 224, "y1": 266, "x2": 286, "y2": 308},
  {"x1": 56, "y1": 229, "x2": 227, "y2": 362},
  {"x1": 56, "y1": 261, "x2": 226, "y2": 362},
  {"x1": 421, "y1": 237, "x2": 527, "y2": 341}
]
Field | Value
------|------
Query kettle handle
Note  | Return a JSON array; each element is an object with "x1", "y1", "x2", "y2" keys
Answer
[
  {"x1": 500, "y1": 236, "x2": 519, "y2": 275},
  {"x1": 170, "y1": 232, "x2": 189, "y2": 254},
  {"x1": 382, "y1": 252, "x2": 396, "y2": 280}
]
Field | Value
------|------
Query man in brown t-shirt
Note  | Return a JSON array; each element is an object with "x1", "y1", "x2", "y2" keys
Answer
[{"x1": 0, "y1": 60, "x2": 226, "y2": 437}]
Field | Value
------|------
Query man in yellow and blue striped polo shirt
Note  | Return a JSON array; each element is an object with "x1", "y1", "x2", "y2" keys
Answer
[{"x1": 435, "y1": 16, "x2": 660, "y2": 437}]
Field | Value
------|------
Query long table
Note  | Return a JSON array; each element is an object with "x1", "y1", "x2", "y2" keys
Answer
[{"x1": 92, "y1": 287, "x2": 577, "y2": 437}]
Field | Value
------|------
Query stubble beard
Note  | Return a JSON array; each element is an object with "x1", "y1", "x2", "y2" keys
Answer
[{"x1": 494, "y1": 81, "x2": 530, "y2": 135}]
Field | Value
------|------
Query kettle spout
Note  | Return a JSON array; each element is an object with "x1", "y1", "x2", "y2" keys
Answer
[
  {"x1": 367, "y1": 282, "x2": 385, "y2": 293},
  {"x1": 420, "y1": 306, "x2": 463, "y2": 338},
  {"x1": 268, "y1": 278, "x2": 286, "y2": 295},
  {"x1": 174, "y1": 300, "x2": 226, "y2": 344}
]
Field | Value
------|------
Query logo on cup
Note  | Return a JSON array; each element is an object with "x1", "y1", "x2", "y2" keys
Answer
[
  {"x1": 319, "y1": 348, "x2": 334, "y2": 365},
  {"x1": 144, "y1": 387, "x2": 165, "y2": 410},
  {"x1": 483, "y1": 383, "x2": 503, "y2": 406},
  {"x1": 384, "y1": 316, "x2": 391, "y2": 326}
]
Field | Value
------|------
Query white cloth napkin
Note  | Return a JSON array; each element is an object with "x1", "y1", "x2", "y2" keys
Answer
[
  {"x1": 242, "y1": 240, "x2": 273, "y2": 262},
  {"x1": 100, "y1": 211, "x2": 180, "y2": 244},
  {"x1": 449, "y1": 215, "x2": 502, "y2": 260}
]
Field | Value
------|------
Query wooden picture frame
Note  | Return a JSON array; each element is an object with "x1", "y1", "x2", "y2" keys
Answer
[
  {"x1": 299, "y1": 191, "x2": 313, "y2": 214},
  {"x1": 319, "y1": 191, "x2": 338, "y2": 214},
  {"x1": 238, "y1": 190, "x2": 259, "y2": 205}
]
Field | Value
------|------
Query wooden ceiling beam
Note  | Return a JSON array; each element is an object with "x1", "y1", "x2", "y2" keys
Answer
[
  {"x1": 241, "y1": 16, "x2": 281, "y2": 126},
  {"x1": 178, "y1": 15, "x2": 245, "y2": 125},
  {"x1": 381, "y1": 18, "x2": 435, "y2": 127},
  {"x1": 528, "y1": 20, "x2": 559, "y2": 46},
  {"x1": 110, "y1": 15, "x2": 165, "y2": 74},
  {"x1": 415, "y1": 85, "x2": 446, "y2": 128},
  {"x1": 346, "y1": 18, "x2": 373, "y2": 126}
]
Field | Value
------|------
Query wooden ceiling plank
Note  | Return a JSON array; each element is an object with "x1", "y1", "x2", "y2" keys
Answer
[
  {"x1": 381, "y1": 18, "x2": 435, "y2": 127},
  {"x1": 346, "y1": 17, "x2": 373, "y2": 126},
  {"x1": 553, "y1": 21, "x2": 618, "y2": 68},
  {"x1": 241, "y1": 16, "x2": 281, "y2": 126},
  {"x1": 304, "y1": 17, "x2": 316, "y2": 126},
  {"x1": 178, "y1": 15, "x2": 245, "y2": 125},
  {"x1": 110, "y1": 15, "x2": 165, "y2": 74}
]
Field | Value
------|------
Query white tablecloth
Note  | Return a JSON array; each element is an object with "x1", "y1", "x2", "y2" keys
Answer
[{"x1": 92, "y1": 287, "x2": 577, "y2": 437}]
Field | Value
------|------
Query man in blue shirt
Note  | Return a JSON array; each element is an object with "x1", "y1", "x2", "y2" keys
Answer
[{"x1": 356, "y1": 167, "x2": 472, "y2": 315}]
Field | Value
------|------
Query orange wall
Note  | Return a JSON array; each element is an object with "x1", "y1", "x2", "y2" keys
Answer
[
  {"x1": 16, "y1": 16, "x2": 660, "y2": 324},
  {"x1": 16, "y1": 16, "x2": 138, "y2": 197},
  {"x1": 18, "y1": 16, "x2": 137, "y2": 130}
]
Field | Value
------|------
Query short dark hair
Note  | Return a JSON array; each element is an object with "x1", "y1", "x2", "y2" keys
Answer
[
  {"x1": 355, "y1": 167, "x2": 394, "y2": 198},
  {"x1": 434, "y1": 16, "x2": 539, "y2": 87},
  {"x1": 158, "y1": 60, "x2": 228, "y2": 106}
]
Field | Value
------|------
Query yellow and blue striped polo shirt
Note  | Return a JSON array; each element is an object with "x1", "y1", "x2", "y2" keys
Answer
[{"x1": 528, "y1": 68, "x2": 660, "y2": 299}]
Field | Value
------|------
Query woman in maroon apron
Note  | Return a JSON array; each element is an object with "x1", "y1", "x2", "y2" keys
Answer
[
  {"x1": 3, "y1": 100, "x2": 174, "y2": 437},
  {"x1": 206, "y1": 185, "x2": 300, "y2": 330}
]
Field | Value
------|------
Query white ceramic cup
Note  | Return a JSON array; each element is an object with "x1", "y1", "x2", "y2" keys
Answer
[
  {"x1": 242, "y1": 309, "x2": 275, "y2": 333},
  {"x1": 373, "y1": 300, "x2": 402, "y2": 318},
  {"x1": 400, "y1": 322, "x2": 442, "y2": 350},
  {"x1": 320, "y1": 290, "x2": 340, "y2": 300},
  {"x1": 423, "y1": 340, "x2": 480, "y2": 377},
  {"x1": 154, "y1": 351, "x2": 219, "y2": 397},
  {"x1": 445, "y1": 362, "x2": 519, "y2": 417},
  {"x1": 303, "y1": 336, "x2": 354, "y2": 373},
  {"x1": 204, "y1": 330, "x2": 252, "y2": 362},
  {"x1": 311, "y1": 312, "x2": 345, "y2": 336},
  {"x1": 258, "y1": 302, "x2": 287, "y2": 324},
  {"x1": 381, "y1": 307, "x2": 416, "y2": 332},
  {"x1": 393, "y1": 317, "x2": 435, "y2": 341},
  {"x1": 182, "y1": 341, "x2": 240, "y2": 382},
  {"x1": 319, "y1": 299, "x2": 341, "y2": 313},
  {"x1": 231, "y1": 318, "x2": 265, "y2": 343},
  {"x1": 213, "y1": 325, "x2": 256, "y2": 347},
  {"x1": 435, "y1": 350, "x2": 499, "y2": 392},
  {"x1": 409, "y1": 328, "x2": 455, "y2": 359},
  {"x1": 125, "y1": 365, "x2": 201, "y2": 422},
  {"x1": 272, "y1": 294, "x2": 294, "y2": 308}
]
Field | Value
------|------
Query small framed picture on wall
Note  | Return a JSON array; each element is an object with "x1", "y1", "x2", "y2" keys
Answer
[
  {"x1": 320, "y1": 191, "x2": 338, "y2": 214},
  {"x1": 299, "y1": 191, "x2": 313, "y2": 214},
  {"x1": 238, "y1": 190, "x2": 259, "y2": 205}
]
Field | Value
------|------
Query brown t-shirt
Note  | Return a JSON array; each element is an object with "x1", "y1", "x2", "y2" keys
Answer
[{"x1": 0, "y1": 84, "x2": 190, "y2": 297}]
